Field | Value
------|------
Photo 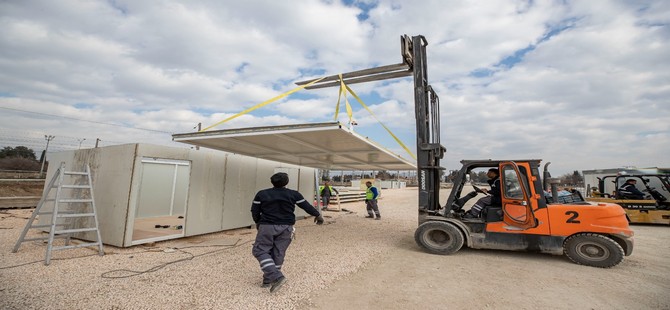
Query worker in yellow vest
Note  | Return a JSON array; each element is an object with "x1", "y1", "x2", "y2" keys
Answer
[
  {"x1": 318, "y1": 181, "x2": 339, "y2": 211},
  {"x1": 364, "y1": 181, "x2": 381, "y2": 220}
]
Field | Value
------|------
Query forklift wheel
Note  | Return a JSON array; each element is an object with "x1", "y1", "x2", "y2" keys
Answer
[
  {"x1": 414, "y1": 221, "x2": 464, "y2": 255},
  {"x1": 563, "y1": 233, "x2": 624, "y2": 268}
]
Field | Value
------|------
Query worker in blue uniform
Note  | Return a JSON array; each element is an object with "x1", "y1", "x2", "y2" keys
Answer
[{"x1": 251, "y1": 172, "x2": 324, "y2": 293}]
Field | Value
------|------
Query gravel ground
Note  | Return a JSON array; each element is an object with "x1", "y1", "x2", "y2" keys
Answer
[
  {"x1": 1, "y1": 187, "x2": 669, "y2": 309},
  {"x1": 0, "y1": 188, "x2": 420, "y2": 309}
]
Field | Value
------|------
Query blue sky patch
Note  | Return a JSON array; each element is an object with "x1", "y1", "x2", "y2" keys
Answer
[
  {"x1": 74, "y1": 102, "x2": 95, "y2": 109},
  {"x1": 235, "y1": 62, "x2": 249, "y2": 73},
  {"x1": 342, "y1": 0, "x2": 378, "y2": 21},
  {"x1": 469, "y1": 18, "x2": 578, "y2": 78}
]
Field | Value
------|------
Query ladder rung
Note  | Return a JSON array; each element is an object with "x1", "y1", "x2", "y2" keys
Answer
[
  {"x1": 53, "y1": 242, "x2": 100, "y2": 251},
  {"x1": 58, "y1": 199, "x2": 93, "y2": 203},
  {"x1": 22, "y1": 235, "x2": 69, "y2": 242},
  {"x1": 61, "y1": 185, "x2": 91, "y2": 189},
  {"x1": 38, "y1": 210, "x2": 77, "y2": 215},
  {"x1": 55, "y1": 228, "x2": 98, "y2": 234},
  {"x1": 30, "y1": 224, "x2": 67, "y2": 228},
  {"x1": 57, "y1": 213, "x2": 95, "y2": 218},
  {"x1": 64, "y1": 171, "x2": 88, "y2": 175}
]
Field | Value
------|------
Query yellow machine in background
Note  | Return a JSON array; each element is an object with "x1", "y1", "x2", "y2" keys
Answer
[{"x1": 587, "y1": 174, "x2": 670, "y2": 225}]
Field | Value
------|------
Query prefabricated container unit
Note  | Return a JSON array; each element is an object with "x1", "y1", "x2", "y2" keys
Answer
[
  {"x1": 39, "y1": 143, "x2": 317, "y2": 247},
  {"x1": 351, "y1": 179, "x2": 382, "y2": 191},
  {"x1": 379, "y1": 180, "x2": 406, "y2": 189}
]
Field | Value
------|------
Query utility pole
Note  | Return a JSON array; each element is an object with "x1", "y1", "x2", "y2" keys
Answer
[
  {"x1": 39, "y1": 135, "x2": 55, "y2": 178},
  {"x1": 194, "y1": 123, "x2": 201, "y2": 150},
  {"x1": 78, "y1": 138, "x2": 86, "y2": 149},
  {"x1": 95, "y1": 138, "x2": 100, "y2": 148}
]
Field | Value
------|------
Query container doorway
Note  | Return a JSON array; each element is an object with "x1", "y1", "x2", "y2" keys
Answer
[{"x1": 131, "y1": 158, "x2": 190, "y2": 244}]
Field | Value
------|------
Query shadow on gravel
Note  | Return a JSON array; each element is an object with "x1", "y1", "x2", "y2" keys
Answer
[{"x1": 392, "y1": 232, "x2": 569, "y2": 266}]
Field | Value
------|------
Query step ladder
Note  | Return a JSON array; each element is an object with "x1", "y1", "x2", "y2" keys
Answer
[{"x1": 13, "y1": 162, "x2": 104, "y2": 265}]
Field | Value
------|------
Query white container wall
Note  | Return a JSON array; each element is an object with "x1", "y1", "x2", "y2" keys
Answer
[
  {"x1": 379, "y1": 180, "x2": 406, "y2": 189},
  {"x1": 41, "y1": 144, "x2": 316, "y2": 247}
]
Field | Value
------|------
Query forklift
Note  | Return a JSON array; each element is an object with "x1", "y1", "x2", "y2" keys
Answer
[
  {"x1": 297, "y1": 34, "x2": 633, "y2": 268},
  {"x1": 587, "y1": 174, "x2": 670, "y2": 225}
]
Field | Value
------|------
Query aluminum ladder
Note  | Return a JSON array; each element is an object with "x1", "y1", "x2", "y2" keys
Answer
[{"x1": 13, "y1": 162, "x2": 104, "y2": 265}]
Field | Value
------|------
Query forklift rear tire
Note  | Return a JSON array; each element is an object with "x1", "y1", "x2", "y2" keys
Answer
[
  {"x1": 563, "y1": 233, "x2": 624, "y2": 268},
  {"x1": 414, "y1": 221, "x2": 464, "y2": 255}
]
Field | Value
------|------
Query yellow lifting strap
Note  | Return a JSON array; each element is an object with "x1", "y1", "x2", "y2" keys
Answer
[
  {"x1": 334, "y1": 74, "x2": 354, "y2": 124},
  {"x1": 200, "y1": 76, "x2": 327, "y2": 132},
  {"x1": 342, "y1": 82, "x2": 417, "y2": 160}
]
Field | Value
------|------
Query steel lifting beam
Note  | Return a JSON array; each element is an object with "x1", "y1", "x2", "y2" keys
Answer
[
  {"x1": 296, "y1": 63, "x2": 412, "y2": 89},
  {"x1": 296, "y1": 34, "x2": 445, "y2": 214}
]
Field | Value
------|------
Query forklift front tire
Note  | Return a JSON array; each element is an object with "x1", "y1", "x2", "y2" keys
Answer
[
  {"x1": 563, "y1": 233, "x2": 624, "y2": 268},
  {"x1": 415, "y1": 221, "x2": 464, "y2": 255}
]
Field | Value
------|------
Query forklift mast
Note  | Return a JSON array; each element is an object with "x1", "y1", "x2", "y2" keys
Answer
[
  {"x1": 410, "y1": 36, "x2": 446, "y2": 213},
  {"x1": 296, "y1": 34, "x2": 445, "y2": 214}
]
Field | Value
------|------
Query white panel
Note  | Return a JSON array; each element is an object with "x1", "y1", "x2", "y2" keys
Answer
[
  {"x1": 172, "y1": 122, "x2": 416, "y2": 171},
  {"x1": 221, "y1": 155, "x2": 258, "y2": 229},
  {"x1": 41, "y1": 144, "x2": 137, "y2": 247},
  {"x1": 135, "y1": 162, "x2": 177, "y2": 218},
  {"x1": 182, "y1": 151, "x2": 227, "y2": 236}
]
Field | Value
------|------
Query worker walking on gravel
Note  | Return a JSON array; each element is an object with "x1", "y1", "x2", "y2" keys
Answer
[
  {"x1": 318, "y1": 181, "x2": 339, "y2": 210},
  {"x1": 251, "y1": 172, "x2": 324, "y2": 293},
  {"x1": 364, "y1": 181, "x2": 381, "y2": 220}
]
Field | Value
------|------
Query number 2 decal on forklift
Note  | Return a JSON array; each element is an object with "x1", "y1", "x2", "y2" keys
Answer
[{"x1": 565, "y1": 211, "x2": 581, "y2": 223}]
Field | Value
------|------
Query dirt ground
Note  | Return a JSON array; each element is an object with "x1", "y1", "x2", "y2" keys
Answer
[
  {"x1": 300, "y1": 226, "x2": 669, "y2": 310},
  {"x1": 1, "y1": 187, "x2": 669, "y2": 309},
  {"x1": 297, "y1": 190, "x2": 669, "y2": 310},
  {"x1": 0, "y1": 181, "x2": 43, "y2": 197},
  {"x1": 0, "y1": 181, "x2": 43, "y2": 208}
]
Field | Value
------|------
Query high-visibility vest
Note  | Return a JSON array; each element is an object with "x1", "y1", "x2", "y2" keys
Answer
[
  {"x1": 319, "y1": 185, "x2": 335, "y2": 196},
  {"x1": 366, "y1": 186, "x2": 377, "y2": 200}
]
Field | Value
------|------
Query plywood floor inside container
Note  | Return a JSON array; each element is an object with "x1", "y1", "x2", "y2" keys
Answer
[{"x1": 132, "y1": 215, "x2": 185, "y2": 241}]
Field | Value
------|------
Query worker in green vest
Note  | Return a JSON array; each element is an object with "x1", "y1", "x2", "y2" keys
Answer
[
  {"x1": 364, "y1": 181, "x2": 381, "y2": 220},
  {"x1": 318, "y1": 181, "x2": 339, "y2": 210}
]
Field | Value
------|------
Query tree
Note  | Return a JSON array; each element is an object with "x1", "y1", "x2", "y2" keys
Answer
[
  {"x1": 470, "y1": 171, "x2": 488, "y2": 183},
  {"x1": 0, "y1": 146, "x2": 37, "y2": 160},
  {"x1": 444, "y1": 170, "x2": 459, "y2": 183},
  {"x1": 560, "y1": 171, "x2": 584, "y2": 186},
  {"x1": 375, "y1": 170, "x2": 392, "y2": 180},
  {"x1": 0, "y1": 157, "x2": 41, "y2": 171}
]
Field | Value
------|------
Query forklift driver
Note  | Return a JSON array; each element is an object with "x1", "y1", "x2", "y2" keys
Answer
[
  {"x1": 618, "y1": 179, "x2": 645, "y2": 200},
  {"x1": 464, "y1": 168, "x2": 501, "y2": 218}
]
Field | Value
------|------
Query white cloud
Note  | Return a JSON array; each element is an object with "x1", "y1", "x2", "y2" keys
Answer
[{"x1": 0, "y1": 0, "x2": 668, "y2": 176}]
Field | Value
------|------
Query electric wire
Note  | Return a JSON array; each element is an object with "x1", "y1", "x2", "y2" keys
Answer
[
  {"x1": 0, "y1": 106, "x2": 174, "y2": 134},
  {"x1": 0, "y1": 240, "x2": 250, "y2": 271},
  {"x1": 100, "y1": 239, "x2": 252, "y2": 279}
]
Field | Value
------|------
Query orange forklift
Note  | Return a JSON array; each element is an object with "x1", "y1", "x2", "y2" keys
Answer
[
  {"x1": 417, "y1": 159, "x2": 633, "y2": 268},
  {"x1": 297, "y1": 35, "x2": 633, "y2": 267}
]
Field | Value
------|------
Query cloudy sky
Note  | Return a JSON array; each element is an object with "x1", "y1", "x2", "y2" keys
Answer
[{"x1": 0, "y1": 0, "x2": 668, "y2": 176}]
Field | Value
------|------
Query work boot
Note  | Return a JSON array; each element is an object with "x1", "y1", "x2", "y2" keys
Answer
[
  {"x1": 375, "y1": 216, "x2": 381, "y2": 220},
  {"x1": 365, "y1": 215, "x2": 374, "y2": 219},
  {"x1": 270, "y1": 276, "x2": 287, "y2": 293},
  {"x1": 261, "y1": 282, "x2": 271, "y2": 288}
]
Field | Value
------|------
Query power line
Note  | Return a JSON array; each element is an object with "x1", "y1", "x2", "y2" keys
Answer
[{"x1": 0, "y1": 106, "x2": 175, "y2": 134}]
